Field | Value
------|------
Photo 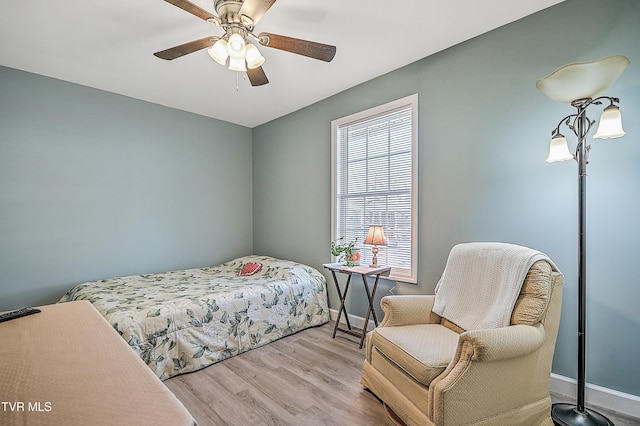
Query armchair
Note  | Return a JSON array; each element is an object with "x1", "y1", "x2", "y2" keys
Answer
[{"x1": 361, "y1": 243, "x2": 563, "y2": 425}]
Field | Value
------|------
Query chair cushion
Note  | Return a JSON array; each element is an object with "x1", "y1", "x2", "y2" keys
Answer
[
  {"x1": 511, "y1": 260, "x2": 552, "y2": 325},
  {"x1": 371, "y1": 324, "x2": 460, "y2": 387}
]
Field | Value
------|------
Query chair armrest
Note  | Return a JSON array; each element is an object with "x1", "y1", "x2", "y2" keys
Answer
[
  {"x1": 428, "y1": 324, "x2": 551, "y2": 424},
  {"x1": 379, "y1": 295, "x2": 441, "y2": 327},
  {"x1": 459, "y1": 324, "x2": 545, "y2": 362}
]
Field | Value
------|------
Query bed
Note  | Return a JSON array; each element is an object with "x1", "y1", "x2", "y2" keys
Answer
[{"x1": 59, "y1": 255, "x2": 330, "y2": 380}]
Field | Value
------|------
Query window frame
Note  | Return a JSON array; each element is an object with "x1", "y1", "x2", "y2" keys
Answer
[{"x1": 331, "y1": 94, "x2": 418, "y2": 283}]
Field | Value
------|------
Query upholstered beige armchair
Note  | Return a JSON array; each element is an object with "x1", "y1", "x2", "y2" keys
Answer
[{"x1": 361, "y1": 243, "x2": 563, "y2": 426}]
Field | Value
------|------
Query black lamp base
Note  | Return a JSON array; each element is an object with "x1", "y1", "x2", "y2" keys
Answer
[{"x1": 551, "y1": 403, "x2": 614, "y2": 426}]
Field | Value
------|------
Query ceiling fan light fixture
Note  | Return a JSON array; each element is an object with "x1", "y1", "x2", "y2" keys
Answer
[
  {"x1": 227, "y1": 33, "x2": 246, "y2": 59},
  {"x1": 245, "y1": 43, "x2": 265, "y2": 69},
  {"x1": 228, "y1": 56, "x2": 247, "y2": 72},
  {"x1": 207, "y1": 38, "x2": 228, "y2": 65},
  {"x1": 154, "y1": 0, "x2": 338, "y2": 86}
]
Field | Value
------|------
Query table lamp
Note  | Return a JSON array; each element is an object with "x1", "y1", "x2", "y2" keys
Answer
[{"x1": 364, "y1": 225, "x2": 387, "y2": 268}]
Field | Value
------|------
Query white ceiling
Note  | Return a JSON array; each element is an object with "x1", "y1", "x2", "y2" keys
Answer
[{"x1": 1, "y1": 0, "x2": 563, "y2": 128}]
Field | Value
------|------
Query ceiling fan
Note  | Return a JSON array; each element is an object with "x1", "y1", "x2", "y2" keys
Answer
[{"x1": 154, "y1": 0, "x2": 337, "y2": 86}]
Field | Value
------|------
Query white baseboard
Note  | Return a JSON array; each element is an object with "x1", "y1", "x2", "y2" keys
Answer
[
  {"x1": 330, "y1": 309, "x2": 640, "y2": 420},
  {"x1": 549, "y1": 373, "x2": 640, "y2": 419}
]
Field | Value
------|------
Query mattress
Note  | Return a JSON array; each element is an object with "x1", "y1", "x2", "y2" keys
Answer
[
  {"x1": 59, "y1": 255, "x2": 330, "y2": 380},
  {"x1": 0, "y1": 301, "x2": 195, "y2": 426}
]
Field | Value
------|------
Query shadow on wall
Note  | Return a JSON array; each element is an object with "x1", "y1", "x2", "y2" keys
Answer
[
  {"x1": 0, "y1": 284, "x2": 71, "y2": 311},
  {"x1": 585, "y1": 297, "x2": 640, "y2": 395}
]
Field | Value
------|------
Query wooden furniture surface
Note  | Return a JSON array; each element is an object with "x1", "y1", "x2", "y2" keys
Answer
[{"x1": 0, "y1": 301, "x2": 195, "y2": 426}]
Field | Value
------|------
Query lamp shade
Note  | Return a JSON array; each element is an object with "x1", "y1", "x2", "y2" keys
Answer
[
  {"x1": 207, "y1": 39, "x2": 228, "y2": 65},
  {"x1": 245, "y1": 43, "x2": 265, "y2": 69},
  {"x1": 227, "y1": 33, "x2": 246, "y2": 59},
  {"x1": 593, "y1": 105, "x2": 626, "y2": 139},
  {"x1": 228, "y1": 56, "x2": 247, "y2": 72},
  {"x1": 546, "y1": 134, "x2": 574, "y2": 163},
  {"x1": 364, "y1": 225, "x2": 387, "y2": 246},
  {"x1": 536, "y1": 55, "x2": 630, "y2": 103}
]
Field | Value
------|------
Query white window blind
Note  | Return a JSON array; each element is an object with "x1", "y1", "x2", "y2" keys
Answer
[{"x1": 331, "y1": 94, "x2": 418, "y2": 283}]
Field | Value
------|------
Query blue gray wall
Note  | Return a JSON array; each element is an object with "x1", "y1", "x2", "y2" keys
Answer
[
  {"x1": 0, "y1": 66, "x2": 253, "y2": 310},
  {"x1": 253, "y1": 0, "x2": 640, "y2": 396}
]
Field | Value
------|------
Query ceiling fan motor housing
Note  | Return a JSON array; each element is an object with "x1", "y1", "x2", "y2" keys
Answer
[{"x1": 214, "y1": 0, "x2": 253, "y2": 28}]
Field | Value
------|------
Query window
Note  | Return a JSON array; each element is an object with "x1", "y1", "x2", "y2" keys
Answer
[{"x1": 331, "y1": 94, "x2": 418, "y2": 283}]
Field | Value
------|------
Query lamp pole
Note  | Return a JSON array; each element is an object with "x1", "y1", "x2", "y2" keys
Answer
[
  {"x1": 576, "y1": 99, "x2": 588, "y2": 414},
  {"x1": 550, "y1": 98, "x2": 614, "y2": 426}
]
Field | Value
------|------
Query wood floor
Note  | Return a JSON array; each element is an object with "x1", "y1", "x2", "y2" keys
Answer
[
  {"x1": 165, "y1": 322, "x2": 639, "y2": 426},
  {"x1": 164, "y1": 322, "x2": 395, "y2": 426}
]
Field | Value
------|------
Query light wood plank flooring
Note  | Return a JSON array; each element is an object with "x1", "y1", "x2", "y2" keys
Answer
[
  {"x1": 165, "y1": 322, "x2": 639, "y2": 426},
  {"x1": 164, "y1": 323, "x2": 394, "y2": 426}
]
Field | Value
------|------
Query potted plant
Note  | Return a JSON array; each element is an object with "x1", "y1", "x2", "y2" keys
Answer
[{"x1": 331, "y1": 237, "x2": 360, "y2": 266}]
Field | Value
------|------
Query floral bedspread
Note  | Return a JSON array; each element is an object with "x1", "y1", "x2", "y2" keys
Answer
[{"x1": 59, "y1": 255, "x2": 329, "y2": 380}]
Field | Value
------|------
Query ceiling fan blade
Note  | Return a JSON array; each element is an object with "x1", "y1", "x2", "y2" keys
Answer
[
  {"x1": 239, "y1": 0, "x2": 276, "y2": 26},
  {"x1": 258, "y1": 32, "x2": 336, "y2": 62},
  {"x1": 246, "y1": 66, "x2": 269, "y2": 86},
  {"x1": 154, "y1": 36, "x2": 219, "y2": 60},
  {"x1": 163, "y1": 0, "x2": 216, "y2": 21}
]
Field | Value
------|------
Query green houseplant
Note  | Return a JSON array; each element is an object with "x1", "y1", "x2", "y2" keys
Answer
[{"x1": 331, "y1": 237, "x2": 360, "y2": 266}]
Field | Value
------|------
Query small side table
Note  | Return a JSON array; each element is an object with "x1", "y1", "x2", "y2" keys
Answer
[{"x1": 323, "y1": 263, "x2": 391, "y2": 349}]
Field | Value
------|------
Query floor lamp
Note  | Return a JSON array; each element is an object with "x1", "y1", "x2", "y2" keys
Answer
[{"x1": 536, "y1": 55, "x2": 630, "y2": 426}]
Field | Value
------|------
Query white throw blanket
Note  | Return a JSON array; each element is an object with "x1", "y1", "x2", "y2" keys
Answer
[{"x1": 433, "y1": 242, "x2": 556, "y2": 330}]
